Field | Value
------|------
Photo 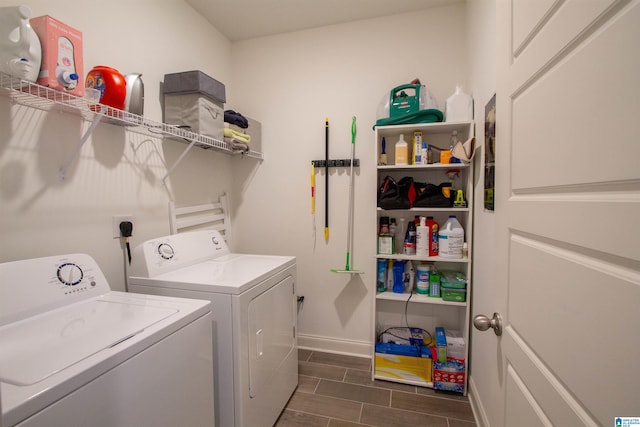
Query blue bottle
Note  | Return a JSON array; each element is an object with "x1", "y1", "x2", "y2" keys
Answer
[{"x1": 393, "y1": 261, "x2": 405, "y2": 293}]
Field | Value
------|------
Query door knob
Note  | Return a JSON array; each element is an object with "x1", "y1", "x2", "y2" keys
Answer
[{"x1": 473, "y1": 312, "x2": 503, "y2": 336}]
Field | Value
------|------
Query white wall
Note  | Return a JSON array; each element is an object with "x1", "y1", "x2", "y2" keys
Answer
[
  {"x1": 0, "y1": 0, "x2": 234, "y2": 289},
  {"x1": 228, "y1": 4, "x2": 468, "y2": 355},
  {"x1": 1, "y1": 1, "x2": 473, "y2": 358},
  {"x1": 465, "y1": 1, "x2": 498, "y2": 425}
]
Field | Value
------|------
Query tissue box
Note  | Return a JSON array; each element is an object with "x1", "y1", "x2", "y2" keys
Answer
[
  {"x1": 375, "y1": 342, "x2": 432, "y2": 383},
  {"x1": 445, "y1": 330, "x2": 466, "y2": 361},
  {"x1": 30, "y1": 15, "x2": 83, "y2": 96},
  {"x1": 163, "y1": 71, "x2": 226, "y2": 141},
  {"x1": 433, "y1": 359, "x2": 466, "y2": 393}
]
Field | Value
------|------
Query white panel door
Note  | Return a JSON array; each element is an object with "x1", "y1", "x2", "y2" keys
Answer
[{"x1": 485, "y1": 0, "x2": 640, "y2": 425}]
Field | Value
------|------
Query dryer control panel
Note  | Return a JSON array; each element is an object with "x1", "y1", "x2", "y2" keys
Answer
[
  {"x1": 0, "y1": 253, "x2": 111, "y2": 325},
  {"x1": 129, "y1": 230, "x2": 230, "y2": 278}
]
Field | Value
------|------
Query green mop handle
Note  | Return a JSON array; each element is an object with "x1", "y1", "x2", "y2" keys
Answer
[{"x1": 345, "y1": 116, "x2": 356, "y2": 270}]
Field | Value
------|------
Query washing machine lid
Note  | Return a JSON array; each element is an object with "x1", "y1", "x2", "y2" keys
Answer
[
  {"x1": 0, "y1": 296, "x2": 178, "y2": 386},
  {"x1": 132, "y1": 254, "x2": 295, "y2": 295}
]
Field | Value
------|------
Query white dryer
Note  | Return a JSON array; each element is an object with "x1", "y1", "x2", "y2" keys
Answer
[
  {"x1": 0, "y1": 253, "x2": 214, "y2": 427},
  {"x1": 128, "y1": 230, "x2": 297, "y2": 427}
]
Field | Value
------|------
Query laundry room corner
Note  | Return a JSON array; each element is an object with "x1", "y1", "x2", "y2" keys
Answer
[{"x1": 227, "y1": 3, "x2": 469, "y2": 356}]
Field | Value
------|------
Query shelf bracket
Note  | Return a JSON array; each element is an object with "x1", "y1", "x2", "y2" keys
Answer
[
  {"x1": 59, "y1": 107, "x2": 105, "y2": 181},
  {"x1": 160, "y1": 137, "x2": 199, "y2": 184}
]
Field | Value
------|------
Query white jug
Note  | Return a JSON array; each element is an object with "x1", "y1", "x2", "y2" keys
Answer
[{"x1": 0, "y1": 5, "x2": 41, "y2": 82}]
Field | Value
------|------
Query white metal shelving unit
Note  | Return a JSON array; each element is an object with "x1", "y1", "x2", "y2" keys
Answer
[
  {"x1": 0, "y1": 71, "x2": 262, "y2": 180},
  {"x1": 372, "y1": 120, "x2": 474, "y2": 394}
]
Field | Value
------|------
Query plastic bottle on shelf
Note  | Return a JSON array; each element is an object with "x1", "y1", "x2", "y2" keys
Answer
[
  {"x1": 412, "y1": 131, "x2": 423, "y2": 165},
  {"x1": 449, "y1": 131, "x2": 461, "y2": 163},
  {"x1": 438, "y1": 215, "x2": 464, "y2": 258},
  {"x1": 403, "y1": 221, "x2": 417, "y2": 255},
  {"x1": 377, "y1": 259, "x2": 387, "y2": 292},
  {"x1": 404, "y1": 261, "x2": 415, "y2": 293},
  {"x1": 379, "y1": 137, "x2": 388, "y2": 165},
  {"x1": 395, "y1": 218, "x2": 405, "y2": 254},
  {"x1": 379, "y1": 216, "x2": 390, "y2": 235},
  {"x1": 395, "y1": 134, "x2": 408, "y2": 165},
  {"x1": 426, "y1": 216, "x2": 439, "y2": 256},
  {"x1": 416, "y1": 216, "x2": 429, "y2": 257},
  {"x1": 421, "y1": 142, "x2": 429, "y2": 165},
  {"x1": 386, "y1": 260, "x2": 394, "y2": 290},
  {"x1": 389, "y1": 218, "x2": 397, "y2": 238},
  {"x1": 445, "y1": 84, "x2": 473, "y2": 122},
  {"x1": 393, "y1": 261, "x2": 405, "y2": 293}
]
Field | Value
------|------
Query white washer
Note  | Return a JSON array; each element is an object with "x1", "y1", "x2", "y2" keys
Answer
[
  {"x1": 128, "y1": 230, "x2": 297, "y2": 427},
  {"x1": 0, "y1": 254, "x2": 214, "y2": 427}
]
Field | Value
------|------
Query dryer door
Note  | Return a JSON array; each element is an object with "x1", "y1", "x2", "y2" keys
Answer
[{"x1": 247, "y1": 275, "x2": 295, "y2": 398}]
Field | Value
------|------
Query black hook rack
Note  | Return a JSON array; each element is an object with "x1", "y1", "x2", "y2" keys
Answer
[{"x1": 312, "y1": 159, "x2": 360, "y2": 168}]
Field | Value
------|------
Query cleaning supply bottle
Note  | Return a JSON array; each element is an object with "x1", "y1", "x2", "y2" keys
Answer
[
  {"x1": 421, "y1": 142, "x2": 429, "y2": 165},
  {"x1": 412, "y1": 131, "x2": 423, "y2": 165},
  {"x1": 426, "y1": 216, "x2": 439, "y2": 256},
  {"x1": 377, "y1": 259, "x2": 387, "y2": 292},
  {"x1": 379, "y1": 137, "x2": 388, "y2": 165},
  {"x1": 393, "y1": 261, "x2": 405, "y2": 293},
  {"x1": 395, "y1": 218, "x2": 405, "y2": 254},
  {"x1": 0, "y1": 5, "x2": 42, "y2": 82},
  {"x1": 403, "y1": 221, "x2": 416, "y2": 255},
  {"x1": 438, "y1": 215, "x2": 464, "y2": 258},
  {"x1": 445, "y1": 84, "x2": 473, "y2": 122},
  {"x1": 415, "y1": 216, "x2": 429, "y2": 257},
  {"x1": 449, "y1": 131, "x2": 461, "y2": 163},
  {"x1": 386, "y1": 260, "x2": 394, "y2": 290},
  {"x1": 395, "y1": 134, "x2": 408, "y2": 165},
  {"x1": 404, "y1": 261, "x2": 415, "y2": 293}
]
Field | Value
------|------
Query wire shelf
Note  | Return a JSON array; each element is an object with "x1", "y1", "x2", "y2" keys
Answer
[{"x1": 0, "y1": 71, "x2": 263, "y2": 160}]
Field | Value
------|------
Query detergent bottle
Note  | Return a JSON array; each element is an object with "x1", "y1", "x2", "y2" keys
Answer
[
  {"x1": 0, "y1": 5, "x2": 41, "y2": 82},
  {"x1": 445, "y1": 84, "x2": 473, "y2": 122}
]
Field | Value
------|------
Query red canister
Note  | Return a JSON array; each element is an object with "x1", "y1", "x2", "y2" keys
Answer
[{"x1": 85, "y1": 65, "x2": 126, "y2": 110}]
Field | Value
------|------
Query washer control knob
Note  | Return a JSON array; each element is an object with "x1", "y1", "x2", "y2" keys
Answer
[
  {"x1": 157, "y1": 243, "x2": 174, "y2": 260},
  {"x1": 57, "y1": 262, "x2": 84, "y2": 286}
]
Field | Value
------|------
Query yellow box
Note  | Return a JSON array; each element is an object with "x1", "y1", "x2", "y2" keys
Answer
[{"x1": 375, "y1": 353, "x2": 432, "y2": 383}]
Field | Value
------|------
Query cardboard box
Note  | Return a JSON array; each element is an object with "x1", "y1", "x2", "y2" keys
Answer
[
  {"x1": 30, "y1": 15, "x2": 83, "y2": 96},
  {"x1": 375, "y1": 342, "x2": 432, "y2": 383}
]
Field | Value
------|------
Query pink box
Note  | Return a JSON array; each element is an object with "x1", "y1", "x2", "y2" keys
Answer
[{"x1": 30, "y1": 15, "x2": 83, "y2": 96}]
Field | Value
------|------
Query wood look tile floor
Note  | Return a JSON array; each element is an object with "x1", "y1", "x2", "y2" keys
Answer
[{"x1": 276, "y1": 349, "x2": 477, "y2": 427}]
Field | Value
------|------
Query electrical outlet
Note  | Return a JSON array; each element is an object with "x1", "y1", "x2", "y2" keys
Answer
[{"x1": 112, "y1": 215, "x2": 134, "y2": 239}]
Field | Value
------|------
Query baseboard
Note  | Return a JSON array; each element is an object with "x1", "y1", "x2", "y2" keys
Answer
[
  {"x1": 298, "y1": 333, "x2": 372, "y2": 358},
  {"x1": 468, "y1": 376, "x2": 490, "y2": 427}
]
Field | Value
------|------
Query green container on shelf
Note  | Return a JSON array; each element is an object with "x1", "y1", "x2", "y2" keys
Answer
[{"x1": 389, "y1": 84, "x2": 421, "y2": 118}]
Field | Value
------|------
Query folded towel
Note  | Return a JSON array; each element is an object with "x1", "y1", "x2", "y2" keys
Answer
[
  {"x1": 224, "y1": 110, "x2": 249, "y2": 128},
  {"x1": 224, "y1": 127, "x2": 251, "y2": 143},
  {"x1": 224, "y1": 122, "x2": 248, "y2": 134},
  {"x1": 224, "y1": 136, "x2": 249, "y2": 153}
]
